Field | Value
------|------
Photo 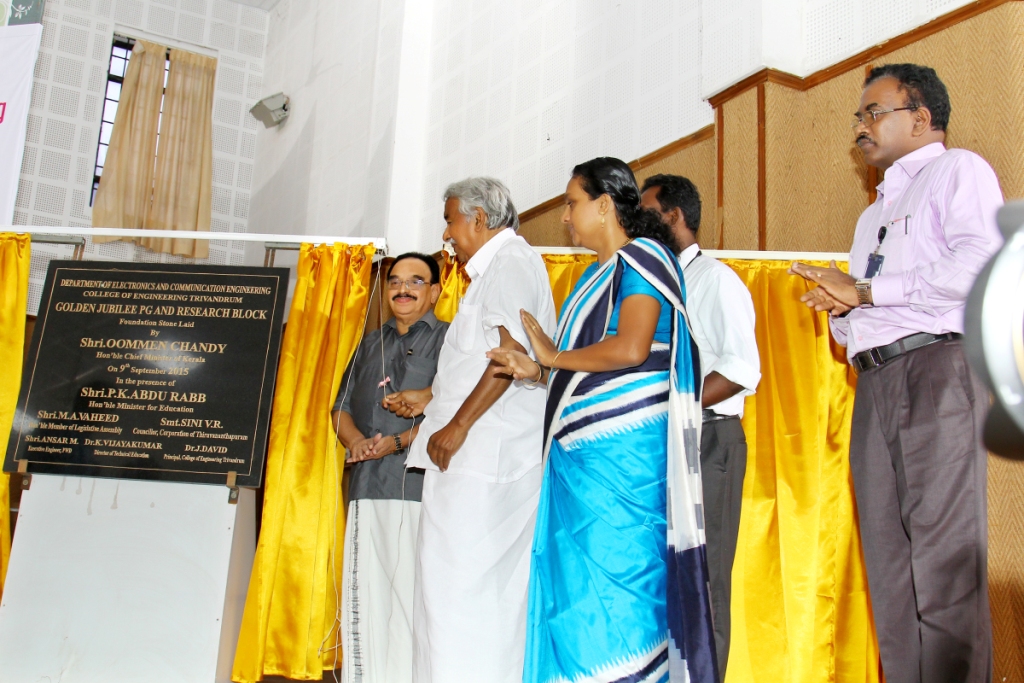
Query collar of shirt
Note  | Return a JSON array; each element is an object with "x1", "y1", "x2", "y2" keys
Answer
[
  {"x1": 465, "y1": 227, "x2": 515, "y2": 280},
  {"x1": 877, "y1": 142, "x2": 946, "y2": 199},
  {"x1": 382, "y1": 309, "x2": 440, "y2": 333},
  {"x1": 678, "y1": 243, "x2": 701, "y2": 270}
]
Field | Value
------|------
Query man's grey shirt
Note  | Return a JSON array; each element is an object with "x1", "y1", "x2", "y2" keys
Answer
[{"x1": 334, "y1": 310, "x2": 449, "y2": 501}]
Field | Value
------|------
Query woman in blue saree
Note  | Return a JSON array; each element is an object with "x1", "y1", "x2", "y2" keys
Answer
[{"x1": 488, "y1": 158, "x2": 718, "y2": 683}]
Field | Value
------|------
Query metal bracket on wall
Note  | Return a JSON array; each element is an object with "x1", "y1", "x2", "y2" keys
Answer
[
  {"x1": 29, "y1": 234, "x2": 87, "y2": 260},
  {"x1": 17, "y1": 459, "x2": 31, "y2": 490},
  {"x1": 226, "y1": 470, "x2": 239, "y2": 504}
]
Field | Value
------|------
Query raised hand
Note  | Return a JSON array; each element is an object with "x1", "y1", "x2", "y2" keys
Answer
[{"x1": 520, "y1": 309, "x2": 558, "y2": 366}]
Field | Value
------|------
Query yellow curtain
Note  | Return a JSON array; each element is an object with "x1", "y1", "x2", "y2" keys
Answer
[
  {"x1": 92, "y1": 39, "x2": 167, "y2": 237},
  {"x1": 233, "y1": 243, "x2": 374, "y2": 682},
  {"x1": 434, "y1": 253, "x2": 469, "y2": 324},
  {"x1": 542, "y1": 253, "x2": 596, "y2": 317},
  {"x1": 720, "y1": 259, "x2": 878, "y2": 683},
  {"x1": 0, "y1": 234, "x2": 29, "y2": 602},
  {"x1": 139, "y1": 48, "x2": 216, "y2": 259}
]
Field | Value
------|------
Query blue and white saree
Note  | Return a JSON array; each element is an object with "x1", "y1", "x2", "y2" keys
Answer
[{"x1": 523, "y1": 238, "x2": 718, "y2": 683}]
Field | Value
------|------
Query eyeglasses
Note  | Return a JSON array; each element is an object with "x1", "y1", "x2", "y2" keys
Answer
[
  {"x1": 851, "y1": 106, "x2": 917, "y2": 129},
  {"x1": 387, "y1": 277, "x2": 430, "y2": 290}
]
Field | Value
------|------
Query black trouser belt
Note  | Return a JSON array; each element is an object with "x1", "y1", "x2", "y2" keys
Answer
[
  {"x1": 702, "y1": 409, "x2": 737, "y2": 423},
  {"x1": 852, "y1": 332, "x2": 962, "y2": 373}
]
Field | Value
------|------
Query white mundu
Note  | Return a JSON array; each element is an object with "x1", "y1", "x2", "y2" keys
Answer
[
  {"x1": 407, "y1": 227, "x2": 555, "y2": 683},
  {"x1": 678, "y1": 243, "x2": 761, "y2": 416}
]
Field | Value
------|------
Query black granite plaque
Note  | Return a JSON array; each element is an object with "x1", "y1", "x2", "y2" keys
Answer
[{"x1": 4, "y1": 261, "x2": 289, "y2": 487}]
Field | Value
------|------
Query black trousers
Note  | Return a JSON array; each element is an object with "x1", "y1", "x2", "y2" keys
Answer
[
  {"x1": 850, "y1": 339, "x2": 991, "y2": 683},
  {"x1": 700, "y1": 416, "x2": 747, "y2": 678}
]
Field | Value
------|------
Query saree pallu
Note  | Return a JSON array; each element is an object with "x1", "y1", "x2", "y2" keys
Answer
[{"x1": 524, "y1": 238, "x2": 717, "y2": 683}]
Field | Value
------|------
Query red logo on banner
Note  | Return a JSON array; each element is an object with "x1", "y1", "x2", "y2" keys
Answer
[{"x1": 0, "y1": 102, "x2": 6, "y2": 124}]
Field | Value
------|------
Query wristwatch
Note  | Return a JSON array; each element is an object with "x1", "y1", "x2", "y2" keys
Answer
[
  {"x1": 393, "y1": 433, "x2": 404, "y2": 452},
  {"x1": 854, "y1": 279, "x2": 873, "y2": 307}
]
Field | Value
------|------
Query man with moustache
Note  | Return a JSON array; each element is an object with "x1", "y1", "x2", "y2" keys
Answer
[
  {"x1": 331, "y1": 252, "x2": 448, "y2": 683},
  {"x1": 791, "y1": 64, "x2": 1002, "y2": 683},
  {"x1": 385, "y1": 177, "x2": 555, "y2": 683},
  {"x1": 640, "y1": 174, "x2": 760, "y2": 678}
]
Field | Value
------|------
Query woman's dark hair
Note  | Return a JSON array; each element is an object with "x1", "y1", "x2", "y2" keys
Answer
[
  {"x1": 865, "y1": 63, "x2": 950, "y2": 132},
  {"x1": 571, "y1": 157, "x2": 681, "y2": 255},
  {"x1": 387, "y1": 252, "x2": 441, "y2": 284}
]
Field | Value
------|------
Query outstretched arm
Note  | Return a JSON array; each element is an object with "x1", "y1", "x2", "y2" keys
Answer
[{"x1": 513, "y1": 294, "x2": 661, "y2": 374}]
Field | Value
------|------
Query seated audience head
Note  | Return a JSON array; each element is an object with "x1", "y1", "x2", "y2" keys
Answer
[
  {"x1": 564, "y1": 157, "x2": 681, "y2": 256},
  {"x1": 442, "y1": 177, "x2": 519, "y2": 263},
  {"x1": 386, "y1": 252, "x2": 441, "y2": 323},
  {"x1": 639, "y1": 174, "x2": 702, "y2": 251},
  {"x1": 855, "y1": 63, "x2": 949, "y2": 170}
]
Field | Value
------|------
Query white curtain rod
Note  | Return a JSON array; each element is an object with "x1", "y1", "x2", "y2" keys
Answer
[
  {"x1": 532, "y1": 246, "x2": 849, "y2": 261},
  {"x1": 2, "y1": 226, "x2": 387, "y2": 251}
]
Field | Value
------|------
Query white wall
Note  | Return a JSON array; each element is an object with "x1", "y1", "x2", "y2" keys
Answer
[
  {"x1": 14, "y1": 0, "x2": 269, "y2": 311},
  {"x1": 250, "y1": 0, "x2": 985, "y2": 253},
  {"x1": 414, "y1": 0, "x2": 713, "y2": 252},
  {"x1": 703, "y1": 0, "x2": 978, "y2": 96},
  {"x1": 247, "y1": 0, "x2": 409, "y2": 245}
]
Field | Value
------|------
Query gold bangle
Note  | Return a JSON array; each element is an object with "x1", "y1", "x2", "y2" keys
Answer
[
  {"x1": 551, "y1": 350, "x2": 564, "y2": 369},
  {"x1": 522, "y1": 361, "x2": 543, "y2": 386}
]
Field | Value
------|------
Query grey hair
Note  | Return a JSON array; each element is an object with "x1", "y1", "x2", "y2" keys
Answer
[{"x1": 443, "y1": 177, "x2": 520, "y2": 231}]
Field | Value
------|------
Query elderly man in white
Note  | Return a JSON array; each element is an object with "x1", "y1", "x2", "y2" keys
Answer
[{"x1": 384, "y1": 177, "x2": 555, "y2": 683}]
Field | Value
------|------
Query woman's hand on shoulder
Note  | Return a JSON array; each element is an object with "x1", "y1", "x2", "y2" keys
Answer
[
  {"x1": 486, "y1": 347, "x2": 541, "y2": 381},
  {"x1": 520, "y1": 309, "x2": 557, "y2": 366}
]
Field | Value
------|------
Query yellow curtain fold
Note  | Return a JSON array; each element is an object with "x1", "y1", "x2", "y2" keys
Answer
[
  {"x1": 434, "y1": 254, "x2": 470, "y2": 324},
  {"x1": 91, "y1": 39, "x2": 167, "y2": 237},
  {"x1": 139, "y1": 48, "x2": 216, "y2": 259},
  {"x1": 233, "y1": 243, "x2": 374, "y2": 683},
  {"x1": 541, "y1": 253, "x2": 596, "y2": 317},
  {"x1": 721, "y1": 259, "x2": 879, "y2": 683},
  {"x1": 0, "y1": 234, "x2": 29, "y2": 602}
]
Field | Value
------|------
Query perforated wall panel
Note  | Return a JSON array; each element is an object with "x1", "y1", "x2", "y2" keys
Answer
[{"x1": 16, "y1": 0, "x2": 270, "y2": 314}]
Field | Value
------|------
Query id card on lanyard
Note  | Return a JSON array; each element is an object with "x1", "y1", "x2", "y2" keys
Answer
[{"x1": 865, "y1": 215, "x2": 910, "y2": 278}]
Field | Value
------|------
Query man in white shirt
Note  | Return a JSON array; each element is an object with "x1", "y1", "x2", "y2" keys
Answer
[
  {"x1": 384, "y1": 177, "x2": 556, "y2": 683},
  {"x1": 641, "y1": 174, "x2": 761, "y2": 677}
]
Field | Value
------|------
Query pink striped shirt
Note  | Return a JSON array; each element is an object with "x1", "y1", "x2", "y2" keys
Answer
[{"x1": 830, "y1": 142, "x2": 1004, "y2": 360}]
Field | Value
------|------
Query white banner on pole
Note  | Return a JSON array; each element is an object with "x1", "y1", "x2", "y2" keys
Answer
[{"x1": 0, "y1": 24, "x2": 42, "y2": 225}]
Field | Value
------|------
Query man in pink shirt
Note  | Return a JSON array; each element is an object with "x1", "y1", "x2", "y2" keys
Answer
[{"x1": 791, "y1": 64, "x2": 1002, "y2": 683}]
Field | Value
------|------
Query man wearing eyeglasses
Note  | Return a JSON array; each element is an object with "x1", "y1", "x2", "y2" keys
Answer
[
  {"x1": 790, "y1": 64, "x2": 1002, "y2": 683},
  {"x1": 331, "y1": 252, "x2": 449, "y2": 683}
]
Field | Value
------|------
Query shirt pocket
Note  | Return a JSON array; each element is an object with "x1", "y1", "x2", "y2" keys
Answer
[
  {"x1": 398, "y1": 355, "x2": 438, "y2": 390},
  {"x1": 449, "y1": 302, "x2": 485, "y2": 355}
]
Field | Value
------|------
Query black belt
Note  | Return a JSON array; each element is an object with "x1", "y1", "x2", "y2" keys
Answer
[
  {"x1": 702, "y1": 409, "x2": 737, "y2": 423},
  {"x1": 852, "y1": 332, "x2": 962, "y2": 373}
]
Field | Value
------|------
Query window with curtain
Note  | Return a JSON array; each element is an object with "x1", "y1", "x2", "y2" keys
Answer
[{"x1": 91, "y1": 36, "x2": 216, "y2": 259}]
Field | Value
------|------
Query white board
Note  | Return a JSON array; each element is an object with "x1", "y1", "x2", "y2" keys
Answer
[{"x1": 0, "y1": 475, "x2": 255, "y2": 683}]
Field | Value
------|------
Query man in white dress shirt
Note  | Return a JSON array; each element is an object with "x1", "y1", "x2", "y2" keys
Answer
[
  {"x1": 384, "y1": 177, "x2": 556, "y2": 683},
  {"x1": 641, "y1": 174, "x2": 761, "y2": 677}
]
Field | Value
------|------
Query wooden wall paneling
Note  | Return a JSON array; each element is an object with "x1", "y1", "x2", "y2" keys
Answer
[
  {"x1": 763, "y1": 74, "x2": 870, "y2": 253},
  {"x1": 716, "y1": 106, "x2": 725, "y2": 249},
  {"x1": 757, "y1": 83, "x2": 767, "y2": 250},
  {"x1": 633, "y1": 135, "x2": 719, "y2": 250},
  {"x1": 721, "y1": 88, "x2": 760, "y2": 250},
  {"x1": 519, "y1": 125, "x2": 718, "y2": 247}
]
